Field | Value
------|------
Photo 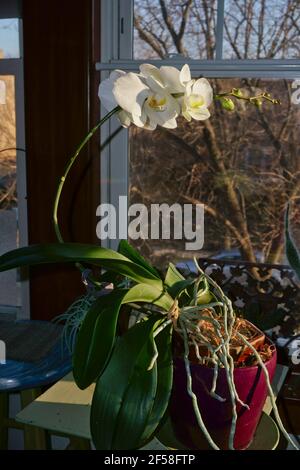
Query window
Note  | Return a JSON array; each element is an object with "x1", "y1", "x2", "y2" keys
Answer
[
  {"x1": 99, "y1": 0, "x2": 300, "y2": 268},
  {"x1": 0, "y1": 0, "x2": 28, "y2": 318},
  {"x1": 0, "y1": 18, "x2": 20, "y2": 59}
]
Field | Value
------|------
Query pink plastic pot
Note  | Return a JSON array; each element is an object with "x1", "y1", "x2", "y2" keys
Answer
[{"x1": 169, "y1": 339, "x2": 277, "y2": 450}]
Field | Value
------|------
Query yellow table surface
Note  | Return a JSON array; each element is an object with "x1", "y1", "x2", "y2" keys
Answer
[{"x1": 16, "y1": 364, "x2": 288, "y2": 449}]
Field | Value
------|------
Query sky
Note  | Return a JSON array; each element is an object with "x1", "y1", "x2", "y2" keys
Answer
[{"x1": 0, "y1": 19, "x2": 20, "y2": 58}]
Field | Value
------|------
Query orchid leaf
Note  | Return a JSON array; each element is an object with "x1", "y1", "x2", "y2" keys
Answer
[
  {"x1": 285, "y1": 204, "x2": 300, "y2": 280},
  {"x1": 164, "y1": 262, "x2": 185, "y2": 287},
  {"x1": 0, "y1": 243, "x2": 163, "y2": 287},
  {"x1": 123, "y1": 283, "x2": 173, "y2": 312},
  {"x1": 118, "y1": 240, "x2": 161, "y2": 279},
  {"x1": 73, "y1": 289, "x2": 129, "y2": 390},
  {"x1": 139, "y1": 322, "x2": 173, "y2": 446},
  {"x1": 167, "y1": 278, "x2": 195, "y2": 299},
  {"x1": 90, "y1": 316, "x2": 162, "y2": 450},
  {"x1": 73, "y1": 283, "x2": 172, "y2": 390}
]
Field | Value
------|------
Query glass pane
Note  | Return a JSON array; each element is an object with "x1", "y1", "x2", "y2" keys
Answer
[
  {"x1": 223, "y1": 0, "x2": 300, "y2": 59},
  {"x1": 0, "y1": 18, "x2": 20, "y2": 59},
  {"x1": 0, "y1": 75, "x2": 21, "y2": 307},
  {"x1": 133, "y1": 0, "x2": 217, "y2": 59},
  {"x1": 129, "y1": 78, "x2": 300, "y2": 269}
]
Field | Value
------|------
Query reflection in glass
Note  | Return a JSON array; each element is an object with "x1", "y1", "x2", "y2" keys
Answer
[
  {"x1": 0, "y1": 75, "x2": 20, "y2": 307},
  {"x1": 129, "y1": 79, "x2": 300, "y2": 268},
  {"x1": 0, "y1": 19, "x2": 20, "y2": 59}
]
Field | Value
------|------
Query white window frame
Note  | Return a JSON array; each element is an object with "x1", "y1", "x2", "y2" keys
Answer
[
  {"x1": 98, "y1": 0, "x2": 300, "y2": 249},
  {"x1": 0, "y1": 3, "x2": 29, "y2": 319}
]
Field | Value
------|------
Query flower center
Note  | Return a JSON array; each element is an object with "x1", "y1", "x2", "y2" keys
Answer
[
  {"x1": 147, "y1": 94, "x2": 167, "y2": 111},
  {"x1": 188, "y1": 94, "x2": 204, "y2": 109}
]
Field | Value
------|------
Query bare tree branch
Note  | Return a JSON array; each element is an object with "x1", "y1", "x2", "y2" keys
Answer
[{"x1": 134, "y1": 16, "x2": 165, "y2": 58}]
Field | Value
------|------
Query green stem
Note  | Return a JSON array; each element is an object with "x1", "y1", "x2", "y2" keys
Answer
[
  {"x1": 53, "y1": 106, "x2": 120, "y2": 243},
  {"x1": 214, "y1": 90, "x2": 280, "y2": 105}
]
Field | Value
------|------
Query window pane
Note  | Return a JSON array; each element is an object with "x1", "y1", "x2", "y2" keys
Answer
[
  {"x1": 223, "y1": 0, "x2": 300, "y2": 59},
  {"x1": 0, "y1": 75, "x2": 21, "y2": 307},
  {"x1": 0, "y1": 18, "x2": 20, "y2": 59},
  {"x1": 133, "y1": 0, "x2": 217, "y2": 59},
  {"x1": 129, "y1": 78, "x2": 300, "y2": 269}
]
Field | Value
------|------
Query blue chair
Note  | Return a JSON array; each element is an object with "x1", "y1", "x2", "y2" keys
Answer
[{"x1": 0, "y1": 320, "x2": 72, "y2": 449}]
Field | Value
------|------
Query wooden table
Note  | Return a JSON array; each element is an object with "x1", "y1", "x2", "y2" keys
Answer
[{"x1": 16, "y1": 364, "x2": 289, "y2": 450}]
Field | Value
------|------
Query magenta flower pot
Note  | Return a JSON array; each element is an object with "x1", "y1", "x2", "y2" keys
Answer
[{"x1": 169, "y1": 340, "x2": 277, "y2": 450}]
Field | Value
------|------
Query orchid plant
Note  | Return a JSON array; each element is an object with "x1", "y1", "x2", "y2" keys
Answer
[{"x1": 0, "y1": 63, "x2": 295, "y2": 451}]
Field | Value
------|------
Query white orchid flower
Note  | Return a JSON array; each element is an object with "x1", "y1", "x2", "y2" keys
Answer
[
  {"x1": 98, "y1": 64, "x2": 213, "y2": 129},
  {"x1": 99, "y1": 71, "x2": 175, "y2": 129},
  {"x1": 112, "y1": 71, "x2": 180, "y2": 130},
  {"x1": 182, "y1": 78, "x2": 213, "y2": 121}
]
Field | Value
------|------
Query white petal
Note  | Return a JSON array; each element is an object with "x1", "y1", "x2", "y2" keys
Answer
[
  {"x1": 131, "y1": 110, "x2": 147, "y2": 128},
  {"x1": 159, "y1": 66, "x2": 185, "y2": 93},
  {"x1": 98, "y1": 78, "x2": 117, "y2": 111},
  {"x1": 113, "y1": 73, "x2": 149, "y2": 116},
  {"x1": 192, "y1": 78, "x2": 213, "y2": 106},
  {"x1": 139, "y1": 64, "x2": 161, "y2": 81},
  {"x1": 169, "y1": 95, "x2": 181, "y2": 115},
  {"x1": 145, "y1": 75, "x2": 166, "y2": 94},
  {"x1": 139, "y1": 64, "x2": 166, "y2": 93},
  {"x1": 184, "y1": 80, "x2": 194, "y2": 97},
  {"x1": 182, "y1": 111, "x2": 192, "y2": 122},
  {"x1": 143, "y1": 119, "x2": 157, "y2": 131},
  {"x1": 161, "y1": 117, "x2": 178, "y2": 129},
  {"x1": 98, "y1": 71, "x2": 127, "y2": 111},
  {"x1": 181, "y1": 102, "x2": 192, "y2": 121},
  {"x1": 188, "y1": 107, "x2": 211, "y2": 120},
  {"x1": 110, "y1": 69, "x2": 126, "y2": 81},
  {"x1": 180, "y1": 64, "x2": 191, "y2": 85},
  {"x1": 145, "y1": 98, "x2": 178, "y2": 128}
]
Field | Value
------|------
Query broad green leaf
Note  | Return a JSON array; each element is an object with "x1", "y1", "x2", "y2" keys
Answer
[
  {"x1": 91, "y1": 316, "x2": 162, "y2": 450},
  {"x1": 139, "y1": 322, "x2": 173, "y2": 446},
  {"x1": 123, "y1": 283, "x2": 173, "y2": 312},
  {"x1": 0, "y1": 243, "x2": 163, "y2": 287},
  {"x1": 285, "y1": 205, "x2": 300, "y2": 280},
  {"x1": 167, "y1": 279, "x2": 195, "y2": 299},
  {"x1": 164, "y1": 262, "x2": 184, "y2": 288},
  {"x1": 73, "y1": 289, "x2": 129, "y2": 389},
  {"x1": 118, "y1": 240, "x2": 161, "y2": 279},
  {"x1": 74, "y1": 283, "x2": 172, "y2": 390}
]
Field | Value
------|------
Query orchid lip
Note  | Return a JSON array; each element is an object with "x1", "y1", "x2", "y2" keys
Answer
[{"x1": 147, "y1": 95, "x2": 168, "y2": 111}]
